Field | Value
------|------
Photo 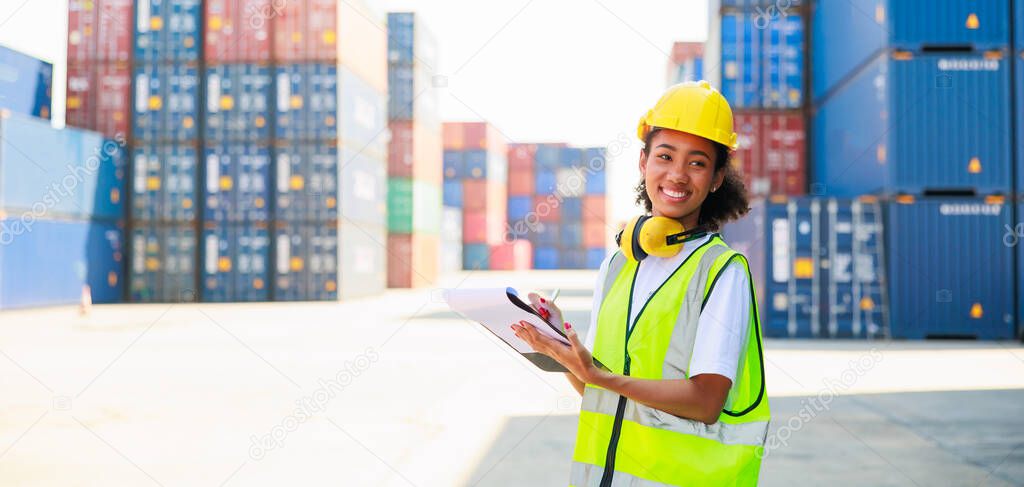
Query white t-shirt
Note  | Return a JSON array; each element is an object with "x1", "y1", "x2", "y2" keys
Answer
[{"x1": 583, "y1": 234, "x2": 751, "y2": 383}]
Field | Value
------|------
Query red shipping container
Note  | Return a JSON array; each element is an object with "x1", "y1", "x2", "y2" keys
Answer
[
  {"x1": 733, "y1": 112, "x2": 762, "y2": 194},
  {"x1": 463, "y1": 210, "x2": 487, "y2": 243},
  {"x1": 65, "y1": 62, "x2": 131, "y2": 138},
  {"x1": 489, "y1": 240, "x2": 533, "y2": 271},
  {"x1": 508, "y1": 167, "x2": 534, "y2": 196},
  {"x1": 389, "y1": 120, "x2": 414, "y2": 177},
  {"x1": 762, "y1": 113, "x2": 806, "y2": 196},
  {"x1": 205, "y1": 0, "x2": 272, "y2": 63},
  {"x1": 272, "y1": 0, "x2": 304, "y2": 61},
  {"x1": 582, "y1": 195, "x2": 607, "y2": 222},
  {"x1": 671, "y1": 42, "x2": 703, "y2": 65},
  {"x1": 308, "y1": 0, "x2": 338, "y2": 62},
  {"x1": 508, "y1": 143, "x2": 536, "y2": 171},
  {"x1": 387, "y1": 233, "x2": 438, "y2": 288},
  {"x1": 67, "y1": 0, "x2": 97, "y2": 63},
  {"x1": 583, "y1": 220, "x2": 607, "y2": 248},
  {"x1": 463, "y1": 180, "x2": 487, "y2": 212},
  {"x1": 96, "y1": 0, "x2": 132, "y2": 62},
  {"x1": 462, "y1": 122, "x2": 486, "y2": 150},
  {"x1": 442, "y1": 122, "x2": 464, "y2": 150},
  {"x1": 533, "y1": 195, "x2": 560, "y2": 222}
]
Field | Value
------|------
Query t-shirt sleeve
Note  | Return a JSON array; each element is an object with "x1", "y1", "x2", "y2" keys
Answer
[
  {"x1": 688, "y1": 261, "x2": 751, "y2": 383},
  {"x1": 583, "y1": 251, "x2": 616, "y2": 350}
]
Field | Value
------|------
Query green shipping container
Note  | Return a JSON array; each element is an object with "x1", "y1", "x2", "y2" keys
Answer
[{"x1": 388, "y1": 178, "x2": 441, "y2": 234}]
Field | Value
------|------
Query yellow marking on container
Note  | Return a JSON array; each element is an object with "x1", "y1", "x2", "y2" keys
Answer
[
  {"x1": 323, "y1": 30, "x2": 336, "y2": 45},
  {"x1": 218, "y1": 257, "x2": 232, "y2": 272},
  {"x1": 892, "y1": 51, "x2": 913, "y2": 61},
  {"x1": 148, "y1": 95, "x2": 163, "y2": 110},
  {"x1": 255, "y1": 116, "x2": 266, "y2": 128},
  {"x1": 219, "y1": 176, "x2": 233, "y2": 190},
  {"x1": 895, "y1": 194, "x2": 915, "y2": 204},
  {"x1": 209, "y1": 16, "x2": 223, "y2": 30},
  {"x1": 66, "y1": 97, "x2": 81, "y2": 109},
  {"x1": 146, "y1": 177, "x2": 161, "y2": 190},
  {"x1": 184, "y1": 37, "x2": 195, "y2": 48},
  {"x1": 220, "y1": 95, "x2": 234, "y2": 110},
  {"x1": 107, "y1": 271, "x2": 118, "y2": 287},
  {"x1": 254, "y1": 197, "x2": 265, "y2": 208},
  {"x1": 182, "y1": 198, "x2": 193, "y2": 209},
  {"x1": 876, "y1": 144, "x2": 887, "y2": 163},
  {"x1": 290, "y1": 95, "x2": 303, "y2": 109},
  {"x1": 875, "y1": 4, "x2": 885, "y2": 22},
  {"x1": 253, "y1": 278, "x2": 265, "y2": 290},
  {"x1": 183, "y1": 116, "x2": 194, "y2": 129},
  {"x1": 110, "y1": 188, "x2": 120, "y2": 203},
  {"x1": 984, "y1": 195, "x2": 1005, "y2": 205},
  {"x1": 966, "y1": 13, "x2": 979, "y2": 29},
  {"x1": 859, "y1": 297, "x2": 875, "y2": 311},
  {"x1": 290, "y1": 257, "x2": 304, "y2": 271},
  {"x1": 967, "y1": 157, "x2": 981, "y2": 174},
  {"x1": 970, "y1": 303, "x2": 983, "y2": 319},
  {"x1": 326, "y1": 196, "x2": 336, "y2": 209},
  {"x1": 145, "y1": 257, "x2": 160, "y2": 271},
  {"x1": 325, "y1": 280, "x2": 337, "y2": 292},
  {"x1": 150, "y1": 16, "x2": 163, "y2": 30},
  {"x1": 793, "y1": 258, "x2": 814, "y2": 279},
  {"x1": 290, "y1": 175, "x2": 304, "y2": 190}
]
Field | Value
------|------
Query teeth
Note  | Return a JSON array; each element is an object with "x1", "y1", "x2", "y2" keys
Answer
[{"x1": 663, "y1": 188, "x2": 687, "y2": 198}]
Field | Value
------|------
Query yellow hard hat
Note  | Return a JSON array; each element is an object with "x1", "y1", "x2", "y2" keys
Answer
[{"x1": 637, "y1": 80, "x2": 738, "y2": 150}]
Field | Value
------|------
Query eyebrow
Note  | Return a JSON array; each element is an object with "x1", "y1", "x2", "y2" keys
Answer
[{"x1": 688, "y1": 150, "x2": 711, "y2": 160}]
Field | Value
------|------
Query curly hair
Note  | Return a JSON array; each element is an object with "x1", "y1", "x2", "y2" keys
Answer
[{"x1": 634, "y1": 128, "x2": 751, "y2": 231}]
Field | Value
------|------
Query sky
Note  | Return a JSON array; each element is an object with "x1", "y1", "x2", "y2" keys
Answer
[{"x1": 0, "y1": 0, "x2": 709, "y2": 225}]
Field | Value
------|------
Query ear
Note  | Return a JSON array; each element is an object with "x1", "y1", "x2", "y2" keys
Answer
[
  {"x1": 638, "y1": 149, "x2": 647, "y2": 177},
  {"x1": 712, "y1": 169, "x2": 726, "y2": 192}
]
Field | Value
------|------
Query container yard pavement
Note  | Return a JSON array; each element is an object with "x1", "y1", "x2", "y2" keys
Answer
[{"x1": 0, "y1": 270, "x2": 1022, "y2": 486}]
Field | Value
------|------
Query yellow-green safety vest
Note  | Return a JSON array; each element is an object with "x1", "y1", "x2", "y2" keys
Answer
[{"x1": 571, "y1": 235, "x2": 770, "y2": 487}]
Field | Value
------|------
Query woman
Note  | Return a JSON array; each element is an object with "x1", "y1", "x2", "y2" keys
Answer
[{"x1": 512, "y1": 81, "x2": 769, "y2": 486}]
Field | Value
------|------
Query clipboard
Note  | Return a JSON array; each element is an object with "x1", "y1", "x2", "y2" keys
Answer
[{"x1": 445, "y1": 287, "x2": 607, "y2": 372}]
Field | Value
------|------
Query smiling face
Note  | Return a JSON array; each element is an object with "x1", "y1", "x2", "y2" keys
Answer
[{"x1": 639, "y1": 128, "x2": 725, "y2": 228}]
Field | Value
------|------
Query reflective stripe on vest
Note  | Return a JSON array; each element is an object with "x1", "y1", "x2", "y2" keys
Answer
[{"x1": 571, "y1": 235, "x2": 769, "y2": 487}]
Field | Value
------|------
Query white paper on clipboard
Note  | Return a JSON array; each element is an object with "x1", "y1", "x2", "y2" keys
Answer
[{"x1": 444, "y1": 287, "x2": 570, "y2": 353}]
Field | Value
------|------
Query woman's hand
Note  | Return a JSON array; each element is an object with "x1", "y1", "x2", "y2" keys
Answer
[
  {"x1": 527, "y1": 292, "x2": 563, "y2": 327},
  {"x1": 511, "y1": 319, "x2": 603, "y2": 385}
]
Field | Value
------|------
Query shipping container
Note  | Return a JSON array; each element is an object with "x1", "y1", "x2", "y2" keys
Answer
[
  {"x1": 443, "y1": 150, "x2": 463, "y2": 180},
  {"x1": 0, "y1": 46, "x2": 52, "y2": 119},
  {"x1": 886, "y1": 196, "x2": 1014, "y2": 339},
  {"x1": 0, "y1": 113, "x2": 121, "y2": 219},
  {"x1": 561, "y1": 197, "x2": 582, "y2": 221},
  {"x1": 387, "y1": 12, "x2": 439, "y2": 69},
  {"x1": 582, "y1": 220, "x2": 606, "y2": 248},
  {"x1": 131, "y1": 143, "x2": 197, "y2": 222},
  {"x1": 667, "y1": 42, "x2": 703, "y2": 85},
  {"x1": 204, "y1": 64, "x2": 272, "y2": 142},
  {"x1": 533, "y1": 223, "x2": 559, "y2": 248},
  {"x1": 821, "y1": 197, "x2": 888, "y2": 338},
  {"x1": 443, "y1": 180, "x2": 462, "y2": 207},
  {"x1": 560, "y1": 223, "x2": 583, "y2": 248},
  {"x1": 812, "y1": 0, "x2": 1010, "y2": 100},
  {"x1": 724, "y1": 197, "x2": 821, "y2": 338},
  {"x1": 555, "y1": 167, "x2": 587, "y2": 198},
  {"x1": 388, "y1": 120, "x2": 442, "y2": 182},
  {"x1": 66, "y1": 62, "x2": 132, "y2": 138},
  {"x1": 582, "y1": 195, "x2": 606, "y2": 222},
  {"x1": 812, "y1": 52, "x2": 1011, "y2": 196},
  {"x1": 0, "y1": 218, "x2": 123, "y2": 309},
  {"x1": 68, "y1": 0, "x2": 133, "y2": 63},
  {"x1": 388, "y1": 232, "x2": 439, "y2": 288},
  {"x1": 204, "y1": 0, "x2": 272, "y2": 63},
  {"x1": 507, "y1": 195, "x2": 533, "y2": 222},
  {"x1": 134, "y1": 0, "x2": 202, "y2": 63},
  {"x1": 201, "y1": 222, "x2": 270, "y2": 302},
  {"x1": 274, "y1": 63, "x2": 338, "y2": 142},
  {"x1": 203, "y1": 144, "x2": 270, "y2": 222},
  {"x1": 340, "y1": 67, "x2": 388, "y2": 157},
  {"x1": 338, "y1": 222, "x2": 387, "y2": 299},
  {"x1": 585, "y1": 248, "x2": 606, "y2": 269},
  {"x1": 272, "y1": 142, "x2": 339, "y2": 222},
  {"x1": 84, "y1": 138, "x2": 128, "y2": 221},
  {"x1": 507, "y1": 166, "x2": 534, "y2": 196},
  {"x1": 1018, "y1": 54, "x2": 1024, "y2": 193},
  {"x1": 388, "y1": 58, "x2": 440, "y2": 124},
  {"x1": 533, "y1": 195, "x2": 560, "y2": 222},
  {"x1": 489, "y1": 240, "x2": 532, "y2": 271},
  {"x1": 582, "y1": 148, "x2": 607, "y2": 194},
  {"x1": 273, "y1": 221, "x2": 338, "y2": 301},
  {"x1": 463, "y1": 243, "x2": 490, "y2": 271},
  {"x1": 734, "y1": 111, "x2": 805, "y2": 196},
  {"x1": 339, "y1": 147, "x2": 387, "y2": 226},
  {"x1": 720, "y1": 0, "x2": 802, "y2": 6},
  {"x1": 535, "y1": 168, "x2": 557, "y2": 195},
  {"x1": 713, "y1": 10, "x2": 802, "y2": 108},
  {"x1": 387, "y1": 178, "x2": 441, "y2": 234},
  {"x1": 133, "y1": 63, "x2": 200, "y2": 143},
  {"x1": 462, "y1": 179, "x2": 488, "y2": 212},
  {"x1": 508, "y1": 143, "x2": 536, "y2": 171},
  {"x1": 130, "y1": 222, "x2": 197, "y2": 302},
  {"x1": 535, "y1": 144, "x2": 560, "y2": 169},
  {"x1": 533, "y1": 246, "x2": 558, "y2": 270},
  {"x1": 560, "y1": 249, "x2": 586, "y2": 269}
]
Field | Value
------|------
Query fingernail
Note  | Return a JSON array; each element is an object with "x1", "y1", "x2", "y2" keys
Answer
[
  {"x1": 564, "y1": 322, "x2": 571, "y2": 330},
  {"x1": 540, "y1": 298, "x2": 546, "y2": 303}
]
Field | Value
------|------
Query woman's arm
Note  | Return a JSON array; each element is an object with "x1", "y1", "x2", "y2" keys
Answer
[
  {"x1": 512, "y1": 321, "x2": 731, "y2": 425},
  {"x1": 564, "y1": 372, "x2": 585, "y2": 396}
]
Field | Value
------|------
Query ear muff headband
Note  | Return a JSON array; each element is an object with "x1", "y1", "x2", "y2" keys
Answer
[
  {"x1": 631, "y1": 215, "x2": 652, "y2": 261},
  {"x1": 617, "y1": 215, "x2": 711, "y2": 262}
]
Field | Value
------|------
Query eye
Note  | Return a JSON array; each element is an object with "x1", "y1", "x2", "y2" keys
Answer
[
  {"x1": 658, "y1": 153, "x2": 672, "y2": 161},
  {"x1": 689, "y1": 159, "x2": 707, "y2": 167}
]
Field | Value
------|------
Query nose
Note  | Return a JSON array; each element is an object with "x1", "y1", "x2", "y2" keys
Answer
[{"x1": 666, "y1": 163, "x2": 690, "y2": 185}]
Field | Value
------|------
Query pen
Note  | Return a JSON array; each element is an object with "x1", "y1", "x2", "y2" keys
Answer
[{"x1": 550, "y1": 288, "x2": 560, "y2": 303}]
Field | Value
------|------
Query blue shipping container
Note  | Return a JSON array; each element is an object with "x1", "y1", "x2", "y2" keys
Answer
[
  {"x1": 559, "y1": 249, "x2": 586, "y2": 269},
  {"x1": 134, "y1": 0, "x2": 201, "y2": 62},
  {"x1": 340, "y1": 67, "x2": 387, "y2": 158},
  {"x1": 133, "y1": 63, "x2": 199, "y2": 142},
  {"x1": 203, "y1": 144, "x2": 270, "y2": 222},
  {"x1": 535, "y1": 144, "x2": 561, "y2": 169},
  {"x1": 533, "y1": 246, "x2": 558, "y2": 270},
  {"x1": 0, "y1": 218, "x2": 123, "y2": 309},
  {"x1": 273, "y1": 143, "x2": 337, "y2": 222},
  {"x1": 559, "y1": 147, "x2": 581, "y2": 168},
  {"x1": 813, "y1": 52, "x2": 1011, "y2": 196},
  {"x1": 886, "y1": 197, "x2": 1014, "y2": 339},
  {"x1": 273, "y1": 222, "x2": 338, "y2": 301},
  {"x1": 560, "y1": 223, "x2": 582, "y2": 248},
  {"x1": 130, "y1": 222, "x2": 196, "y2": 302},
  {"x1": 0, "y1": 45, "x2": 53, "y2": 119},
  {"x1": 821, "y1": 197, "x2": 888, "y2": 338},
  {"x1": 561, "y1": 197, "x2": 582, "y2": 221},
  {"x1": 507, "y1": 195, "x2": 532, "y2": 221},
  {"x1": 534, "y1": 224, "x2": 559, "y2": 247},
  {"x1": 86, "y1": 138, "x2": 128, "y2": 221},
  {"x1": 443, "y1": 180, "x2": 463, "y2": 207},
  {"x1": 204, "y1": 64, "x2": 272, "y2": 142},
  {"x1": 462, "y1": 150, "x2": 488, "y2": 179},
  {"x1": 202, "y1": 223, "x2": 270, "y2": 302},
  {"x1": 131, "y1": 143, "x2": 197, "y2": 222},
  {"x1": 387, "y1": 12, "x2": 438, "y2": 68},
  {"x1": 720, "y1": 11, "x2": 802, "y2": 108},
  {"x1": 812, "y1": 1, "x2": 1009, "y2": 101},
  {"x1": 339, "y1": 147, "x2": 386, "y2": 226},
  {"x1": 443, "y1": 150, "x2": 463, "y2": 179},
  {"x1": 275, "y1": 63, "x2": 338, "y2": 142},
  {"x1": 463, "y1": 243, "x2": 490, "y2": 270},
  {"x1": 585, "y1": 248, "x2": 606, "y2": 269},
  {"x1": 535, "y1": 168, "x2": 557, "y2": 194}
]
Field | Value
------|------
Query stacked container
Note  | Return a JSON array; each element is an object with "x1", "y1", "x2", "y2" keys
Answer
[
  {"x1": 0, "y1": 112, "x2": 126, "y2": 308},
  {"x1": 809, "y1": 1, "x2": 1016, "y2": 339},
  {"x1": 0, "y1": 46, "x2": 53, "y2": 119},
  {"x1": 507, "y1": 143, "x2": 607, "y2": 270},
  {"x1": 387, "y1": 12, "x2": 443, "y2": 286},
  {"x1": 443, "y1": 122, "x2": 510, "y2": 270},
  {"x1": 703, "y1": 1, "x2": 806, "y2": 197},
  {"x1": 723, "y1": 195, "x2": 888, "y2": 339},
  {"x1": 273, "y1": 0, "x2": 389, "y2": 301},
  {"x1": 128, "y1": 0, "x2": 202, "y2": 303},
  {"x1": 65, "y1": 0, "x2": 132, "y2": 138},
  {"x1": 666, "y1": 42, "x2": 703, "y2": 85}
]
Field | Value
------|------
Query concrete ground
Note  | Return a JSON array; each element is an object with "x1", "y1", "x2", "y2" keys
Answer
[{"x1": 0, "y1": 270, "x2": 1021, "y2": 486}]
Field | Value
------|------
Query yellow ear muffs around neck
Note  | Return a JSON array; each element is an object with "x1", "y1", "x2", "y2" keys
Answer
[{"x1": 616, "y1": 215, "x2": 709, "y2": 262}]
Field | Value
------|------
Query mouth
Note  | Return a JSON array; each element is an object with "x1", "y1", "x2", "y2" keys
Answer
[{"x1": 659, "y1": 186, "x2": 692, "y2": 203}]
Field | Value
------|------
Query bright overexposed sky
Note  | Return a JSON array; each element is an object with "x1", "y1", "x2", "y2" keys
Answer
[{"x1": 0, "y1": 0, "x2": 709, "y2": 224}]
